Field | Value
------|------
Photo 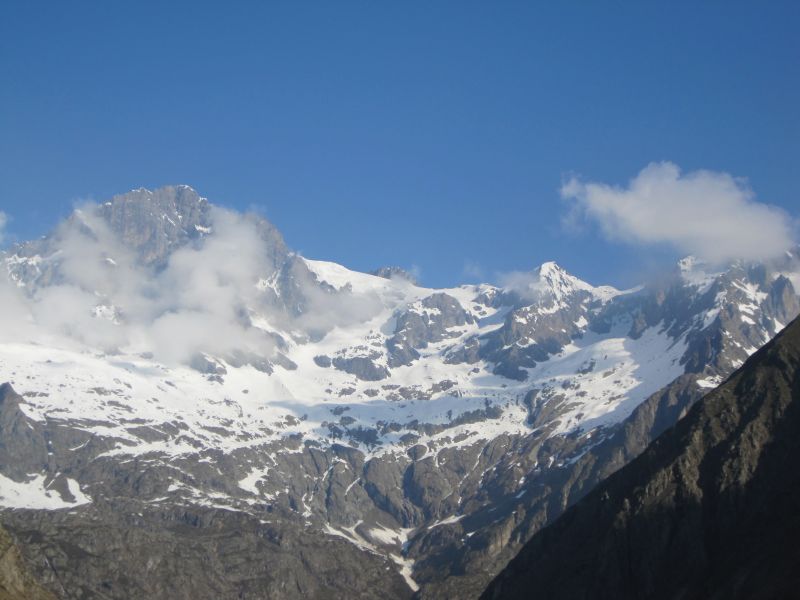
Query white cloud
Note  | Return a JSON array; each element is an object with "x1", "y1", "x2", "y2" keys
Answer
[
  {"x1": 0, "y1": 205, "x2": 284, "y2": 363},
  {"x1": 498, "y1": 270, "x2": 547, "y2": 301},
  {"x1": 462, "y1": 260, "x2": 485, "y2": 282},
  {"x1": 561, "y1": 162, "x2": 795, "y2": 263},
  {"x1": 0, "y1": 202, "x2": 393, "y2": 369},
  {"x1": 0, "y1": 212, "x2": 7, "y2": 244},
  {"x1": 0, "y1": 273, "x2": 35, "y2": 341}
]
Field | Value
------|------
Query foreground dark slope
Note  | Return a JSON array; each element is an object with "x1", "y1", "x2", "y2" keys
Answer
[{"x1": 482, "y1": 317, "x2": 800, "y2": 600}]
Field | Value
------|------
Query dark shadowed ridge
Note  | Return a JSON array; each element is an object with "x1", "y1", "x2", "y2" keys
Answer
[{"x1": 482, "y1": 317, "x2": 800, "y2": 600}]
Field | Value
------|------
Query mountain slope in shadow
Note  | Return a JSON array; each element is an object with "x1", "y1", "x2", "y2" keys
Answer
[{"x1": 482, "y1": 317, "x2": 800, "y2": 600}]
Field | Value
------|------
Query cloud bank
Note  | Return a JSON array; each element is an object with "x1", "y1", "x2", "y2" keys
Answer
[
  {"x1": 0, "y1": 206, "x2": 283, "y2": 364},
  {"x1": 561, "y1": 162, "x2": 795, "y2": 263},
  {"x1": 0, "y1": 204, "x2": 384, "y2": 367}
]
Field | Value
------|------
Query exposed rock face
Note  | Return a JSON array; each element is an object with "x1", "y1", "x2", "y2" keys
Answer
[
  {"x1": 4, "y1": 184, "x2": 291, "y2": 301},
  {"x1": 474, "y1": 263, "x2": 601, "y2": 380},
  {"x1": 388, "y1": 293, "x2": 474, "y2": 368},
  {"x1": 4, "y1": 504, "x2": 412, "y2": 600},
  {"x1": 0, "y1": 383, "x2": 50, "y2": 480},
  {"x1": 370, "y1": 266, "x2": 418, "y2": 285},
  {"x1": 482, "y1": 317, "x2": 800, "y2": 600},
  {"x1": 0, "y1": 524, "x2": 55, "y2": 600},
  {"x1": 332, "y1": 355, "x2": 390, "y2": 381},
  {"x1": 97, "y1": 185, "x2": 214, "y2": 267}
]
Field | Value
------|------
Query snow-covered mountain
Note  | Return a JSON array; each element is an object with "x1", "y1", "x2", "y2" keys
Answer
[{"x1": 1, "y1": 186, "x2": 798, "y2": 598}]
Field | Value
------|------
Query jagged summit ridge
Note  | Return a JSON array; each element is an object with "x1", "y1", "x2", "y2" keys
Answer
[
  {"x1": 535, "y1": 260, "x2": 584, "y2": 289},
  {"x1": 97, "y1": 184, "x2": 212, "y2": 266},
  {"x1": 1, "y1": 186, "x2": 797, "y2": 453},
  {"x1": 498, "y1": 260, "x2": 622, "y2": 309}
]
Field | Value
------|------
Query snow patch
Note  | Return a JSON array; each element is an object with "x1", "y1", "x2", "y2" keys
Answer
[{"x1": 0, "y1": 473, "x2": 91, "y2": 510}]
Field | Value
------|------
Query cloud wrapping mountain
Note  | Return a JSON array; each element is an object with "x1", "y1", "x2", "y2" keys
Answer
[
  {"x1": 0, "y1": 203, "x2": 282, "y2": 363},
  {"x1": 0, "y1": 193, "x2": 393, "y2": 370}
]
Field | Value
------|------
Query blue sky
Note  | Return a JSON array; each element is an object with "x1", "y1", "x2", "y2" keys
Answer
[{"x1": 1, "y1": 1, "x2": 797, "y2": 288}]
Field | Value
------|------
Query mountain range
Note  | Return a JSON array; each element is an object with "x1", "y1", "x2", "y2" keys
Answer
[
  {"x1": 483, "y1": 315, "x2": 800, "y2": 600},
  {"x1": 0, "y1": 185, "x2": 798, "y2": 598}
]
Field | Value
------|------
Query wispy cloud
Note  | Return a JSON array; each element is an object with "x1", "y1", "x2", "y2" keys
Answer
[
  {"x1": 1, "y1": 206, "x2": 282, "y2": 363},
  {"x1": 462, "y1": 260, "x2": 485, "y2": 282},
  {"x1": 561, "y1": 162, "x2": 795, "y2": 263},
  {"x1": 0, "y1": 203, "x2": 392, "y2": 367}
]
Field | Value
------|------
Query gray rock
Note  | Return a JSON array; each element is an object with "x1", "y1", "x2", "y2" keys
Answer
[
  {"x1": 189, "y1": 354, "x2": 228, "y2": 375},
  {"x1": 388, "y1": 293, "x2": 473, "y2": 367},
  {"x1": 370, "y1": 266, "x2": 418, "y2": 285},
  {"x1": 332, "y1": 356, "x2": 389, "y2": 381},
  {"x1": 313, "y1": 355, "x2": 332, "y2": 368},
  {"x1": 0, "y1": 523, "x2": 56, "y2": 600},
  {"x1": 97, "y1": 185, "x2": 213, "y2": 267},
  {"x1": 4, "y1": 503, "x2": 412, "y2": 600}
]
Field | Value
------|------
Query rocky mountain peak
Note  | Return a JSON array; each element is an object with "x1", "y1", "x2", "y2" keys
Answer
[
  {"x1": 96, "y1": 185, "x2": 212, "y2": 266},
  {"x1": 104, "y1": 184, "x2": 209, "y2": 217},
  {"x1": 532, "y1": 260, "x2": 595, "y2": 301},
  {"x1": 0, "y1": 523, "x2": 56, "y2": 600}
]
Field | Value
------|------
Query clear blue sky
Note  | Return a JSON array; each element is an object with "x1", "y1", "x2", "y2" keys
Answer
[{"x1": 1, "y1": 1, "x2": 797, "y2": 287}]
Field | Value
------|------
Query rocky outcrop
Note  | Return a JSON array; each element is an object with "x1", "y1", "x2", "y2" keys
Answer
[
  {"x1": 466, "y1": 263, "x2": 608, "y2": 380},
  {"x1": 332, "y1": 355, "x2": 390, "y2": 381},
  {"x1": 482, "y1": 317, "x2": 800, "y2": 600},
  {"x1": 0, "y1": 524, "x2": 55, "y2": 600},
  {"x1": 370, "y1": 267, "x2": 418, "y2": 285},
  {"x1": 4, "y1": 503, "x2": 412, "y2": 600},
  {"x1": 97, "y1": 185, "x2": 214, "y2": 267},
  {"x1": 387, "y1": 293, "x2": 474, "y2": 368},
  {"x1": 0, "y1": 383, "x2": 50, "y2": 480}
]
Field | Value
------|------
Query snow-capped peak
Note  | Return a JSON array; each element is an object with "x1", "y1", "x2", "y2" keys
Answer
[
  {"x1": 535, "y1": 260, "x2": 565, "y2": 277},
  {"x1": 500, "y1": 261, "x2": 620, "y2": 305},
  {"x1": 534, "y1": 261, "x2": 600, "y2": 302}
]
